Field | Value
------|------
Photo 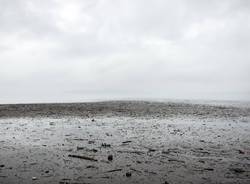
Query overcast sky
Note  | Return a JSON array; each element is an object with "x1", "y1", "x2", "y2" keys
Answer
[{"x1": 0, "y1": 0, "x2": 250, "y2": 103}]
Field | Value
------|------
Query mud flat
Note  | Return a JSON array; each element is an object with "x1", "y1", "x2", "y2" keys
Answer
[{"x1": 0, "y1": 101, "x2": 250, "y2": 184}]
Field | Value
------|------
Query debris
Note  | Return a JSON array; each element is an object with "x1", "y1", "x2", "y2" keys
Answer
[
  {"x1": 101, "y1": 143, "x2": 111, "y2": 148},
  {"x1": 105, "y1": 133, "x2": 112, "y2": 136},
  {"x1": 148, "y1": 148, "x2": 156, "y2": 152},
  {"x1": 45, "y1": 170, "x2": 49, "y2": 173},
  {"x1": 238, "y1": 150, "x2": 245, "y2": 154},
  {"x1": 144, "y1": 170, "x2": 157, "y2": 175},
  {"x1": 130, "y1": 168, "x2": 142, "y2": 173},
  {"x1": 32, "y1": 177, "x2": 37, "y2": 180},
  {"x1": 91, "y1": 149, "x2": 98, "y2": 153},
  {"x1": 0, "y1": 164, "x2": 5, "y2": 168},
  {"x1": 72, "y1": 138, "x2": 87, "y2": 141},
  {"x1": 117, "y1": 150, "x2": 144, "y2": 155},
  {"x1": 229, "y1": 168, "x2": 245, "y2": 173},
  {"x1": 204, "y1": 168, "x2": 214, "y2": 171},
  {"x1": 88, "y1": 140, "x2": 95, "y2": 144},
  {"x1": 68, "y1": 154, "x2": 97, "y2": 162},
  {"x1": 104, "y1": 169, "x2": 122, "y2": 173},
  {"x1": 101, "y1": 176, "x2": 111, "y2": 179},
  {"x1": 162, "y1": 151, "x2": 170, "y2": 154},
  {"x1": 108, "y1": 155, "x2": 113, "y2": 161},
  {"x1": 76, "y1": 146, "x2": 85, "y2": 150},
  {"x1": 86, "y1": 165, "x2": 98, "y2": 169},
  {"x1": 122, "y1": 141, "x2": 132, "y2": 144},
  {"x1": 126, "y1": 172, "x2": 132, "y2": 177},
  {"x1": 91, "y1": 119, "x2": 95, "y2": 122},
  {"x1": 168, "y1": 159, "x2": 185, "y2": 163}
]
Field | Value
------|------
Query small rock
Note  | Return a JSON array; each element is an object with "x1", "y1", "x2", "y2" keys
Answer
[
  {"x1": 126, "y1": 172, "x2": 132, "y2": 177},
  {"x1": 230, "y1": 168, "x2": 245, "y2": 173},
  {"x1": 91, "y1": 119, "x2": 95, "y2": 122},
  {"x1": 45, "y1": 170, "x2": 49, "y2": 173},
  {"x1": 86, "y1": 165, "x2": 98, "y2": 169},
  {"x1": 49, "y1": 122, "x2": 55, "y2": 126},
  {"x1": 0, "y1": 164, "x2": 5, "y2": 168},
  {"x1": 88, "y1": 140, "x2": 95, "y2": 144},
  {"x1": 106, "y1": 133, "x2": 112, "y2": 136},
  {"x1": 238, "y1": 150, "x2": 245, "y2": 154},
  {"x1": 148, "y1": 148, "x2": 156, "y2": 152},
  {"x1": 108, "y1": 155, "x2": 113, "y2": 161},
  {"x1": 32, "y1": 177, "x2": 37, "y2": 180}
]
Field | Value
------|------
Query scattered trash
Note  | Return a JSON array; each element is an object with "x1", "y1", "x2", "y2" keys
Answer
[
  {"x1": 168, "y1": 159, "x2": 185, "y2": 163},
  {"x1": 122, "y1": 141, "x2": 132, "y2": 144},
  {"x1": 104, "y1": 169, "x2": 122, "y2": 173},
  {"x1": 101, "y1": 143, "x2": 111, "y2": 148},
  {"x1": 204, "y1": 168, "x2": 214, "y2": 171},
  {"x1": 68, "y1": 154, "x2": 98, "y2": 162},
  {"x1": 86, "y1": 165, "x2": 98, "y2": 169},
  {"x1": 117, "y1": 150, "x2": 144, "y2": 155},
  {"x1": 130, "y1": 168, "x2": 142, "y2": 173}
]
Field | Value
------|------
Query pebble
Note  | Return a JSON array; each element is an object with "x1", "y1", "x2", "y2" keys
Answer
[
  {"x1": 108, "y1": 155, "x2": 113, "y2": 161},
  {"x1": 126, "y1": 172, "x2": 132, "y2": 177}
]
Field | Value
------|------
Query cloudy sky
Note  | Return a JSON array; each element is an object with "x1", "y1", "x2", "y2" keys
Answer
[{"x1": 0, "y1": 0, "x2": 250, "y2": 103}]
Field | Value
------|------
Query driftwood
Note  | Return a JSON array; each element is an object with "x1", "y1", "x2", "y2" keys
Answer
[
  {"x1": 68, "y1": 154, "x2": 97, "y2": 162},
  {"x1": 104, "y1": 168, "x2": 122, "y2": 173},
  {"x1": 117, "y1": 150, "x2": 144, "y2": 155},
  {"x1": 122, "y1": 141, "x2": 132, "y2": 144}
]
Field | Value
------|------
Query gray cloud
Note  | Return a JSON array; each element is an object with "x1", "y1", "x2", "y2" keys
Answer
[{"x1": 0, "y1": 0, "x2": 250, "y2": 103}]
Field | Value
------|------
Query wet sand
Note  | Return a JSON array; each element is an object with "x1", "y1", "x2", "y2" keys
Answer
[{"x1": 0, "y1": 101, "x2": 250, "y2": 184}]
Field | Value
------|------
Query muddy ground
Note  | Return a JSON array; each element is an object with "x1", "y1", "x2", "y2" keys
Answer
[{"x1": 0, "y1": 101, "x2": 250, "y2": 184}]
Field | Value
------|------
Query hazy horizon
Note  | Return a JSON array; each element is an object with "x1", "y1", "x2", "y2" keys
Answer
[{"x1": 1, "y1": 0, "x2": 250, "y2": 103}]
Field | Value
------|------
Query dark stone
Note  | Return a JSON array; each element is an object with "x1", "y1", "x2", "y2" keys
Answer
[
  {"x1": 126, "y1": 172, "x2": 132, "y2": 177},
  {"x1": 108, "y1": 155, "x2": 113, "y2": 161}
]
